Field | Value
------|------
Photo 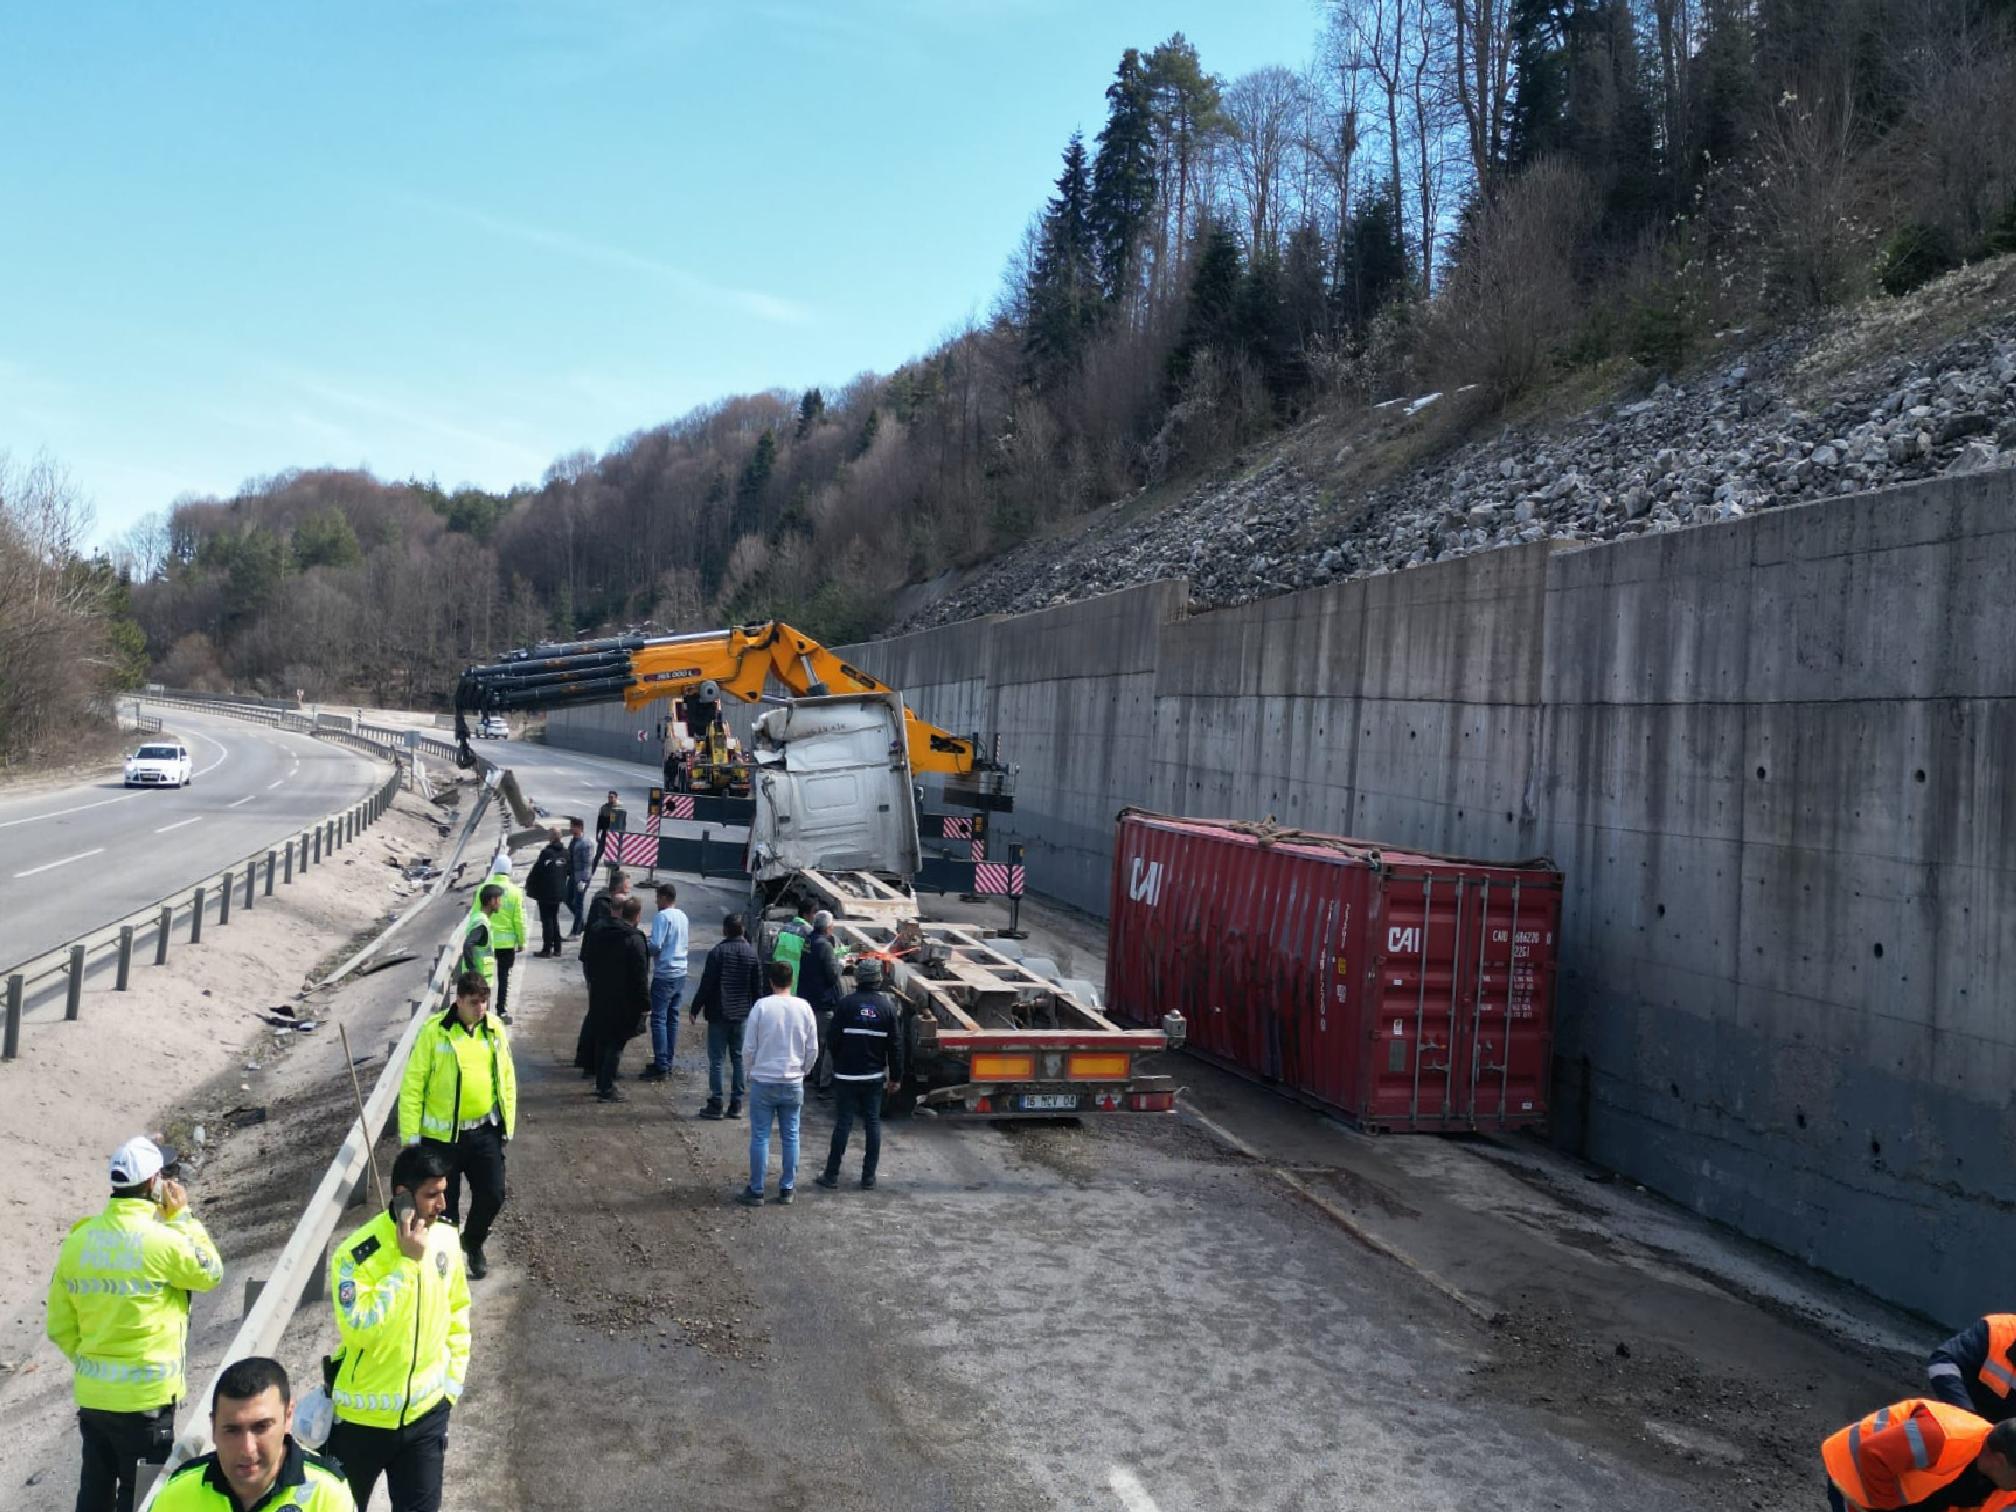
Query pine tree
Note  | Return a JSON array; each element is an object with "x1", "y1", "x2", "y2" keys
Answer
[
  {"x1": 1090, "y1": 48, "x2": 1160, "y2": 305},
  {"x1": 1334, "y1": 184, "x2": 1413, "y2": 334},
  {"x1": 1023, "y1": 132, "x2": 1102, "y2": 385},
  {"x1": 1144, "y1": 34, "x2": 1224, "y2": 287},
  {"x1": 795, "y1": 388, "x2": 826, "y2": 439},
  {"x1": 1166, "y1": 217, "x2": 1244, "y2": 394},
  {"x1": 734, "y1": 431, "x2": 776, "y2": 538},
  {"x1": 852, "y1": 407, "x2": 881, "y2": 459}
]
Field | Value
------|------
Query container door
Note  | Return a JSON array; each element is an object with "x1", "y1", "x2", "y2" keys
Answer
[
  {"x1": 1366, "y1": 874, "x2": 1471, "y2": 1129},
  {"x1": 1459, "y1": 876, "x2": 1558, "y2": 1127}
]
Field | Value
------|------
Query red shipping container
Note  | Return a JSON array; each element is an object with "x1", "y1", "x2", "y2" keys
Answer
[{"x1": 1105, "y1": 809, "x2": 1563, "y2": 1133}]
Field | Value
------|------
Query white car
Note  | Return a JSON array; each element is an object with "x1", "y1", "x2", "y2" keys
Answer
[
  {"x1": 478, "y1": 714, "x2": 509, "y2": 740},
  {"x1": 125, "y1": 741, "x2": 193, "y2": 787}
]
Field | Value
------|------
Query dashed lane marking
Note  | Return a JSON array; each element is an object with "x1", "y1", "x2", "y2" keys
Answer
[
  {"x1": 155, "y1": 817, "x2": 203, "y2": 834},
  {"x1": 0, "y1": 794, "x2": 137, "y2": 830},
  {"x1": 13, "y1": 847, "x2": 106, "y2": 879},
  {"x1": 227, "y1": 795, "x2": 254, "y2": 808}
]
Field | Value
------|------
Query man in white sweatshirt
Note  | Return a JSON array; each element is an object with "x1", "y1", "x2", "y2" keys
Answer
[{"x1": 737, "y1": 960, "x2": 818, "y2": 1206}]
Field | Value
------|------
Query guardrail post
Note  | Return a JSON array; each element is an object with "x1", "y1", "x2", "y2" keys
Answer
[
  {"x1": 311, "y1": 827, "x2": 321, "y2": 865},
  {"x1": 219, "y1": 871, "x2": 232, "y2": 926},
  {"x1": 265, "y1": 851, "x2": 276, "y2": 896},
  {"x1": 191, "y1": 888, "x2": 205, "y2": 944},
  {"x1": 65, "y1": 945, "x2": 85, "y2": 1020},
  {"x1": 117, "y1": 927, "x2": 134, "y2": 990},
  {"x1": 244, "y1": 863, "x2": 256, "y2": 911},
  {"x1": 284, "y1": 841, "x2": 294, "y2": 884},
  {"x1": 157, "y1": 906, "x2": 172, "y2": 964},
  {"x1": 4, "y1": 975, "x2": 19, "y2": 1060}
]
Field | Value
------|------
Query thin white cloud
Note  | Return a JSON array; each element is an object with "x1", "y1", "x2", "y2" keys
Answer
[
  {"x1": 401, "y1": 195, "x2": 811, "y2": 327},
  {"x1": 283, "y1": 373, "x2": 552, "y2": 476}
]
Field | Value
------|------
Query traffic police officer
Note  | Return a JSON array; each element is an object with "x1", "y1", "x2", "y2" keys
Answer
[
  {"x1": 151, "y1": 1356, "x2": 354, "y2": 1512},
  {"x1": 322, "y1": 1144, "x2": 471, "y2": 1512},
  {"x1": 475, "y1": 852, "x2": 527, "y2": 1023},
  {"x1": 398, "y1": 971, "x2": 517, "y2": 1279},
  {"x1": 460, "y1": 884, "x2": 502, "y2": 1000},
  {"x1": 46, "y1": 1135, "x2": 223, "y2": 1512}
]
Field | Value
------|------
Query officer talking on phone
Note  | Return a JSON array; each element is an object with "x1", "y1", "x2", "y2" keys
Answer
[
  {"x1": 45, "y1": 1135, "x2": 224, "y2": 1512},
  {"x1": 322, "y1": 1143, "x2": 471, "y2": 1512}
]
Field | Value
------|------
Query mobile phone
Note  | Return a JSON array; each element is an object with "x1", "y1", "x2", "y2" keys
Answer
[{"x1": 392, "y1": 1192, "x2": 416, "y2": 1224}]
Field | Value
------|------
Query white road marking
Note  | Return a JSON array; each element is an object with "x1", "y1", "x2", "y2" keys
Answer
[
  {"x1": 156, "y1": 817, "x2": 203, "y2": 834},
  {"x1": 187, "y1": 727, "x2": 230, "y2": 777},
  {"x1": 0, "y1": 794, "x2": 136, "y2": 830},
  {"x1": 13, "y1": 847, "x2": 106, "y2": 879},
  {"x1": 227, "y1": 795, "x2": 254, "y2": 808},
  {"x1": 1108, "y1": 1468, "x2": 1161, "y2": 1512},
  {"x1": 266, "y1": 778, "x2": 286, "y2": 790}
]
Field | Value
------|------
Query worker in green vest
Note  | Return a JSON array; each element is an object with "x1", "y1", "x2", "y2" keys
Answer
[
  {"x1": 460, "y1": 885, "x2": 502, "y2": 1002},
  {"x1": 769, "y1": 911, "x2": 812, "y2": 993}
]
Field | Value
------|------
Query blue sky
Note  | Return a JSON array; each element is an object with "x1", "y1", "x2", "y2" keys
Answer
[{"x1": 0, "y1": 1, "x2": 1325, "y2": 539}]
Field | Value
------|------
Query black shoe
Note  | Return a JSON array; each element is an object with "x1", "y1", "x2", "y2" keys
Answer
[
  {"x1": 860, "y1": 1176, "x2": 877, "y2": 1190},
  {"x1": 813, "y1": 1173, "x2": 839, "y2": 1190},
  {"x1": 775, "y1": 1189, "x2": 795, "y2": 1205},
  {"x1": 725, "y1": 1102, "x2": 743, "y2": 1119},
  {"x1": 597, "y1": 1088, "x2": 627, "y2": 1103},
  {"x1": 735, "y1": 1189, "x2": 764, "y2": 1207},
  {"x1": 464, "y1": 1246, "x2": 489, "y2": 1280},
  {"x1": 640, "y1": 1066, "x2": 667, "y2": 1082},
  {"x1": 699, "y1": 1103, "x2": 723, "y2": 1120}
]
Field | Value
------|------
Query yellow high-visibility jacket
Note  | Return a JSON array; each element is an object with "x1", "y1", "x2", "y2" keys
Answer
[
  {"x1": 327, "y1": 1207, "x2": 470, "y2": 1431},
  {"x1": 45, "y1": 1197, "x2": 224, "y2": 1411},
  {"x1": 471, "y1": 873, "x2": 527, "y2": 952},
  {"x1": 399, "y1": 1010, "x2": 517, "y2": 1145},
  {"x1": 153, "y1": 1440, "x2": 355, "y2": 1512}
]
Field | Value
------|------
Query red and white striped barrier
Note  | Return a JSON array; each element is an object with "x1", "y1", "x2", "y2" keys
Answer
[
  {"x1": 660, "y1": 794, "x2": 696, "y2": 821},
  {"x1": 973, "y1": 863, "x2": 1025, "y2": 897},
  {"x1": 598, "y1": 831, "x2": 657, "y2": 867}
]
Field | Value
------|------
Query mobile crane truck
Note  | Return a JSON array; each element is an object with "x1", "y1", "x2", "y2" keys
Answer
[{"x1": 454, "y1": 624, "x2": 1182, "y2": 1117}]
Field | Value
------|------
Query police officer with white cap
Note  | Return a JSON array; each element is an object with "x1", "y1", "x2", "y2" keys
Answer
[{"x1": 46, "y1": 1135, "x2": 224, "y2": 1512}]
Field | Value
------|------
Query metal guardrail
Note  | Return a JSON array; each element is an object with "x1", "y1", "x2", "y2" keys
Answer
[
  {"x1": 138, "y1": 781, "x2": 498, "y2": 1504},
  {"x1": 2, "y1": 699, "x2": 413, "y2": 1059}
]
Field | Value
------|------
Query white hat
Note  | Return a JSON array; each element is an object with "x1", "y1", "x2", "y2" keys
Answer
[
  {"x1": 108, "y1": 1136, "x2": 171, "y2": 1186},
  {"x1": 489, "y1": 851, "x2": 512, "y2": 876}
]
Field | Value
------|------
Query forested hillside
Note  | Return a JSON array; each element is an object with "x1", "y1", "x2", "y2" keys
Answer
[{"x1": 88, "y1": 0, "x2": 2016, "y2": 706}]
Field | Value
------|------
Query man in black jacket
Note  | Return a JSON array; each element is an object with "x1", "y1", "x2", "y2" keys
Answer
[
  {"x1": 688, "y1": 913, "x2": 765, "y2": 1120},
  {"x1": 1929, "y1": 1314, "x2": 2016, "y2": 1421},
  {"x1": 523, "y1": 833, "x2": 569, "y2": 957},
  {"x1": 814, "y1": 956, "x2": 905, "y2": 1191},
  {"x1": 581, "y1": 896, "x2": 649, "y2": 1103},
  {"x1": 797, "y1": 910, "x2": 845, "y2": 1099},
  {"x1": 574, "y1": 872, "x2": 632, "y2": 1075}
]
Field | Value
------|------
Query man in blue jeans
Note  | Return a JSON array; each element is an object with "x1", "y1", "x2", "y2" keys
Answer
[
  {"x1": 641, "y1": 882, "x2": 688, "y2": 1082},
  {"x1": 736, "y1": 960, "x2": 818, "y2": 1206},
  {"x1": 689, "y1": 914, "x2": 765, "y2": 1119},
  {"x1": 565, "y1": 817, "x2": 594, "y2": 937}
]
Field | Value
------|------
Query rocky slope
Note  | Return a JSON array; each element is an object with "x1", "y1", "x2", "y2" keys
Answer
[{"x1": 903, "y1": 260, "x2": 2016, "y2": 630}]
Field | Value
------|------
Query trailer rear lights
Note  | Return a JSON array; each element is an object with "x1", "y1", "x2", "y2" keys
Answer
[
  {"x1": 1067, "y1": 1053, "x2": 1131, "y2": 1081},
  {"x1": 970, "y1": 1053, "x2": 1035, "y2": 1082},
  {"x1": 1127, "y1": 1091, "x2": 1177, "y2": 1112},
  {"x1": 1091, "y1": 1090, "x2": 1124, "y2": 1111}
]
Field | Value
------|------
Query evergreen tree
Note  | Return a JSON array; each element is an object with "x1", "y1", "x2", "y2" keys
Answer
[
  {"x1": 1166, "y1": 217, "x2": 1244, "y2": 393},
  {"x1": 1090, "y1": 48, "x2": 1160, "y2": 304},
  {"x1": 1023, "y1": 132, "x2": 1102, "y2": 385},
  {"x1": 795, "y1": 388, "x2": 826, "y2": 439},
  {"x1": 1277, "y1": 222, "x2": 1331, "y2": 393},
  {"x1": 734, "y1": 431, "x2": 775, "y2": 538},
  {"x1": 1506, "y1": 0, "x2": 1576, "y2": 174},
  {"x1": 1334, "y1": 184, "x2": 1413, "y2": 334},
  {"x1": 1234, "y1": 248, "x2": 1289, "y2": 400},
  {"x1": 1144, "y1": 35, "x2": 1225, "y2": 273},
  {"x1": 851, "y1": 407, "x2": 881, "y2": 459}
]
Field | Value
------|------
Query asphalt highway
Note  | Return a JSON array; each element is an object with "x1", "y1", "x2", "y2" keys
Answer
[
  {"x1": 0, "y1": 707, "x2": 384, "y2": 973},
  {"x1": 474, "y1": 732, "x2": 662, "y2": 828}
]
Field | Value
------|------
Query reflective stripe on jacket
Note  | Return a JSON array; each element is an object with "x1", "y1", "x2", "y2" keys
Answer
[
  {"x1": 45, "y1": 1198, "x2": 224, "y2": 1411},
  {"x1": 1821, "y1": 1399, "x2": 2012, "y2": 1510},
  {"x1": 399, "y1": 1010, "x2": 517, "y2": 1144},
  {"x1": 326, "y1": 1208, "x2": 471, "y2": 1431},
  {"x1": 474, "y1": 874, "x2": 527, "y2": 950}
]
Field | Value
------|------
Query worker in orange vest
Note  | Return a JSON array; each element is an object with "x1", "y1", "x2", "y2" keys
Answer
[
  {"x1": 1821, "y1": 1399, "x2": 2016, "y2": 1510},
  {"x1": 1931, "y1": 1316, "x2": 2016, "y2": 1423}
]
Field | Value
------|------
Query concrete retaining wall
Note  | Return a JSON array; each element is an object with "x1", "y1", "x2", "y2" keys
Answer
[{"x1": 545, "y1": 469, "x2": 2016, "y2": 1322}]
